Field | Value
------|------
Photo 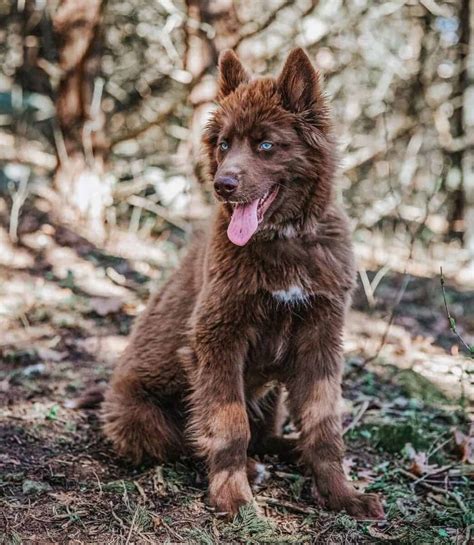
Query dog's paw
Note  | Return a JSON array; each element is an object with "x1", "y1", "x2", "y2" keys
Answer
[
  {"x1": 209, "y1": 469, "x2": 254, "y2": 518},
  {"x1": 332, "y1": 492, "x2": 385, "y2": 520},
  {"x1": 210, "y1": 493, "x2": 254, "y2": 518}
]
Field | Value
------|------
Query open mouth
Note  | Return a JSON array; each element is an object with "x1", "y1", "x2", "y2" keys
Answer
[{"x1": 226, "y1": 185, "x2": 279, "y2": 246}]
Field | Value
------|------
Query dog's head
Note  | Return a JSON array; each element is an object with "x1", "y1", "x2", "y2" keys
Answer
[{"x1": 203, "y1": 48, "x2": 336, "y2": 246}]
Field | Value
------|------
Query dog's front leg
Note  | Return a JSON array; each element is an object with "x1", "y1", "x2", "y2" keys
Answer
[
  {"x1": 188, "y1": 296, "x2": 253, "y2": 517},
  {"x1": 286, "y1": 301, "x2": 384, "y2": 520}
]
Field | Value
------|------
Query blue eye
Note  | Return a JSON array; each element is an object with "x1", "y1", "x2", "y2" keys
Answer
[
  {"x1": 219, "y1": 140, "x2": 229, "y2": 151},
  {"x1": 259, "y1": 141, "x2": 273, "y2": 151}
]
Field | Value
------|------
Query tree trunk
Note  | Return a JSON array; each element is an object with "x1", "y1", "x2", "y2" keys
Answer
[
  {"x1": 183, "y1": 0, "x2": 240, "y2": 182},
  {"x1": 462, "y1": 0, "x2": 474, "y2": 261},
  {"x1": 52, "y1": 0, "x2": 110, "y2": 241}
]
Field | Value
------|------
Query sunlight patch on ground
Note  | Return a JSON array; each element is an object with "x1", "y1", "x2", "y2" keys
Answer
[
  {"x1": 0, "y1": 229, "x2": 34, "y2": 269},
  {"x1": 354, "y1": 237, "x2": 474, "y2": 288},
  {"x1": 345, "y1": 310, "x2": 474, "y2": 402}
]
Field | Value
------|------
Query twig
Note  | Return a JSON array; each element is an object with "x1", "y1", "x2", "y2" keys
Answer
[
  {"x1": 440, "y1": 267, "x2": 474, "y2": 358},
  {"x1": 463, "y1": 524, "x2": 473, "y2": 545},
  {"x1": 111, "y1": 509, "x2": 128, "y2": 530},
  {"x1": 111, "y1": 509, "x2": 155, "y2": 545},
  {"x1": 160, "y1": 517, "x2": 185, "y2": 541},
  {"x1": 257, "y1": 496, "x2": 315, "y2": 515},
  {"x1": 427, "y1": 433, "x2": 452, "y2": 459},
  {"x1": 343, "y1": 400, "x2": 370, "y2": 435},
  {"x1": 342, "y1": 122, "x2": 415, "y2": 174},
  {"x1": 362, "y1": 274, "x2": 411, "y2": 366},
  {"x1": 127, "y1": 195, "x2": 190, "y2": 233},
  {"x1": 233, "y1": 0, "x2": 296, "y2": 48},
  {"x1": 0, "y1": 132, "x2": 57, "y2": 170},
  {"x1": 399, "y1": 469, "x2": 468, "y2": 514},
  {"x1": 111, "y1": 41, "x2": 216, "y2": 148},
  {"x1": 420, "y1": 0, "x2": 451, "y2": 17},
  {"x1": 111, "y1": 99, "x2": 180, "y2": 146},
  {"x1": 362, "y1": 149, "x2": 443, "y2": 366},
  {"x1": 358, "y1": 265, "x2": 391, "y2": 308},
  {"x1": 359, "y1": 267, "x2": 376, "y2": 308},
  {"x1": 9, "y1": 174, "x2": 29, "y2": 243},
  {"x1": 125, "y1": 506, "x2": 138, "y2": 545},
  {"x1": 133, "y1": 480, "x2": 149, "y2": 504},
  {"x1": 412, "y1": 464, "x2": 455, "y2": 486}
]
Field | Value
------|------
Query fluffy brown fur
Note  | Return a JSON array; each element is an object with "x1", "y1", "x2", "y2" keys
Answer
[{"x1": 101, "y1": 48, "x2": 384, "y2": 520}]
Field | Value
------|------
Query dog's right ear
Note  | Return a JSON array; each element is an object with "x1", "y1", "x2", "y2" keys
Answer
[
  {"x1": 277, "y1": 48, "x2": 322, "y2": 113},
  {"x1": 217, "y1": 50, "x2": 250, "y2": 100}
]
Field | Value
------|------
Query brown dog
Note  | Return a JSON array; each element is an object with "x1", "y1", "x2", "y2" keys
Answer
[{"x1": 102, "y1": 48, "x2": 384, "y2": 520}]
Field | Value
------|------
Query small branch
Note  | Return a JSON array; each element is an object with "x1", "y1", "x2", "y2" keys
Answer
[
  {"x1": 127, "y1": 195, "x2": 191, "y2": 233},
  {"x1": 233, "y1": 0, "x2": 296, "y2": 48},
  {"x1": 399, "y1": 469, "x2": 468, "y2": 514},
  {"x1": 440, "y1": 267, "x2": 474, "y2": 358},
  {"x1": 358, "y1": 267, "x2": 376, "y2": 308},
  {"x1": 9, "y1": 175, "x2": 29, "y2": 243},
  {"x1": 342, "y1": 122, "x2": 415, "y2": 174},
  {"x1": 125, "y1": 506, "x2": 138, "y2": 545},
  {"x1": 440, "y1": 133, "x2": 474, "y2": 153},
  {"x1": 361, "y1": 149, "x2": 442, "y2": 367},
  {"x1": 343, "y1": 400, "x2": 370, "y2": 435},
  {"x1": 0, "y1": 133, "x2": 57, "y2": 171},
  {"x1": 257, "y1": 496, "x2": 315, "y2": 515},
  {"x1": 412, "y1": 464, "x2": 455, "y2": 486},
  {"x1": 111, "y1": 52, "x2": 215, "y2": 148},
  {"x1": 111, "y1": 99, "x2": 181, "y2": 146},
  {"x1": 362, "y1": 274, "x2": 411, "y2": 366},
  {"x1": 358, "y1": 265, "x2": 391, "y2": 308},
  {"x1": 463, "y1": 525, "x2": 473, "y2": 545},
  {"x1": 420, "y1": 0, "x2": 451, "y2": 17}
]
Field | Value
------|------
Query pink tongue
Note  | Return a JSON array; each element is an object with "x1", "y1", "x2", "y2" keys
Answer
[{"x1": 227, "y1": 199, "x2": 259, "y2": 246}]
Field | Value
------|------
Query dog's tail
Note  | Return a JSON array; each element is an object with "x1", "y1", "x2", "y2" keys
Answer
[{"x1": 64, "y1": 385, "x2": 106, "y2": 409}]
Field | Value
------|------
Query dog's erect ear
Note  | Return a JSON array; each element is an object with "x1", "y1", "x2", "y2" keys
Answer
[
  {"x1": 277, "y1": 48, "x2": 321, "y2": 113},
  {"x1": 218, "y1": 50, "x2": 250, "y2": 99}
]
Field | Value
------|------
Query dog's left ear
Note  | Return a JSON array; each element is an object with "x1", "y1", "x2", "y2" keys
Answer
[
  {"x1": 277, "y1": 48, "x2": 321, "y2": 113},
  {"x1": 217, "y1": 50, "x2": 250, "y2": 100}
]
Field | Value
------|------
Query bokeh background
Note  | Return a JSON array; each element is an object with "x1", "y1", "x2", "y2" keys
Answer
[{"x1": 1, "y1": 1, "x2": 473, "y2": 543}]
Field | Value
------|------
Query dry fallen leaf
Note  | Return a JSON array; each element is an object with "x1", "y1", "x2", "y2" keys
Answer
[
  {"x1": 89, "y1": 297, "x2": 123, "y2": 316},
  {"x1": 0, "y1": 378, "x2": 10, "y2": 392},
  {"x1": 37, "y1": 347, "x2": 67, "y2": 362},
  {"x1": 405, "y1": 443, "x2": 437, "y2": 476},
  {"x1": 453, "y1": 426, "x2": 474, "y2": 464}
]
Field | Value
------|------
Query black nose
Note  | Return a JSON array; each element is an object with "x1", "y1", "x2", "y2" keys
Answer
[{"x1": 214, "y1": 176, "x2": 238, "y2": 198}]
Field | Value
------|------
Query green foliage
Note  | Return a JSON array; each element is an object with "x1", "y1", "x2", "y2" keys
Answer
[
  {"x1": 375, "y1": 421, "x2": 430, "y2": 453},
  {"x1": 1, "y1": 531, "x2": 23, "y2": 545},
  {"x1": 103, "y1": 480, "x2": 136, "y2": 493},
  {"x1": 45, "y1": 404, "x2": 59, "y2": 421},
  {"x1": 187, "y1": 527, "x2": 216, "y2": 545},
  {"x1": 394, "y1": 369, "x2": 448, "y2": 404},
  {"x1": 133, "y1": 505, "x2": 154, "y2": 532},
  {"x1": 220, "y1": 504, "x2": 305, "y2": 544}
]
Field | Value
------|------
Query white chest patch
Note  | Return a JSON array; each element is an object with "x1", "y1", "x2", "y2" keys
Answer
[{"x1": 272, "y1": 285, "x2": 309, "y2": 304}]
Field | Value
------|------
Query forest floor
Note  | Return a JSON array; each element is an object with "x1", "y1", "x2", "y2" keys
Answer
[{"x1": 1, "y1": 203, "x2": 473, "y2": 544}]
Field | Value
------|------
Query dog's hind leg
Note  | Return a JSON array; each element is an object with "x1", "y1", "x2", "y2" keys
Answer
[{"x1": 102, "y1": 382, "x2": 186, "y2": 464}]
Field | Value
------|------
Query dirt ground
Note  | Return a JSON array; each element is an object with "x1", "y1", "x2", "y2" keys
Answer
[{"x1": 1, "y1": 205, "x2": 473, "y2": 544}]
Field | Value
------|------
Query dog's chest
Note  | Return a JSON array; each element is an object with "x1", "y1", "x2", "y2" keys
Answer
[
  {"x1": 246, "y1": 295, "x2": 309, "y2": 376},
  {"x1": 272, "y1": 284, "x2": 309, "y2": 305}
]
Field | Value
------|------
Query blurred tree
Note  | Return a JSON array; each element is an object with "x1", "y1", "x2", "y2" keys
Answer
[
  {"x1": 461, "y1": 0, "x2": 474, "y2": 260},
  {"x1": 52, "y1": 0, "x2": 110, "y2": 241},
  {"x1": 2, "y1": 0, "x2": 472, "y2": 278}
]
